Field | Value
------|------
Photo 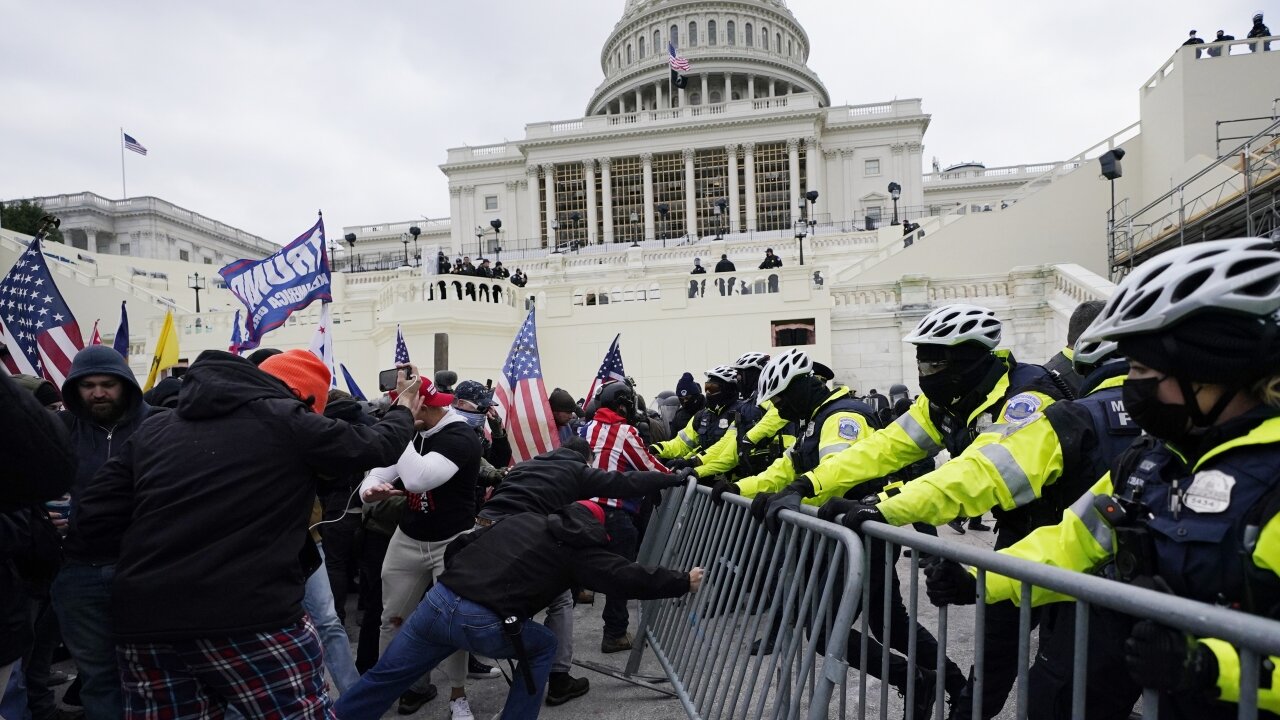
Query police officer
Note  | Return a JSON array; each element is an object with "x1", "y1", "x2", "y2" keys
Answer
[
  {"x1": 725, "y1": 349, "x2": 965, "y2": 715},
  {"x1": 651, "y1": 365, "x2": 740, "y2": 465},
  {"x1": 927, "y1": 238, "x2": 1280, "y2": 718},
  {"x1": 832, "y1": 335, "x2": 1138, "y2": 718},
  {"x1": 1042, "y1": 300, "x2": 1105, "y2": 399},
  {"x1": 687, "y1": 352, "x2": 793, "y2": 481}
]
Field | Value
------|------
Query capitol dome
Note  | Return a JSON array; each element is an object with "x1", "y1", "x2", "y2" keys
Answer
[{"x1": 587, "y1": 0, "x2": 829, "y2": 115}]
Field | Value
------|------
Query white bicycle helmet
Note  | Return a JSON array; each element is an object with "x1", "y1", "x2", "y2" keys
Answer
[
  {"x1": 705, "y1": 365, "x2": 738, "y2": 385},
  {"x1": 903, "y1": 304, "x2": 1002, "y2": 348},
  {"x1": 732, "y1": 351, "x2": 771, "y2": 370},
  {"x1": 757, "y1": 348, "x2": 813, "y2": 403},
  {"x1": 1079, "y1": 238, "x2": 1280, "y2": 344},
  {"x1": 1071, "y1": 337, "x2": 1119, "y2": 370}
]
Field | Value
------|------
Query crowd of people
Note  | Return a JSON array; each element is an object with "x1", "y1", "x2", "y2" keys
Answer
[
  {"x1": 435, "y1": 252, "x2": 527, "y2": 287},
  {"x1": 5, "y1": 236, "x2": 1280, "y2": 720},
  {"x1": 1183, "y1": 12, "x2": 1271, "y2": 55}
]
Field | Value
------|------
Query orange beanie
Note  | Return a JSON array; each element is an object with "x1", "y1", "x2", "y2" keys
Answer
[{"x1": 259, "y1": 349, "x2": 331, "y2": 413}]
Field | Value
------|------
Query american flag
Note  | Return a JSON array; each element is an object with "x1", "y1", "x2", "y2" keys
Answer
[
  {"x1": 394, "y1": 324, "x2": 411, "y2": 364},
  {"x1": 112, "y1": 301, "x2": 130, "y2": 359},
  {"x1": 0, "y1": 238, "x2": 84, "y2": 386},
  {"x1": 585, "y1": 333, "x2": 626, "y2": 404},
  {"x1": 494, "y1": 309, "x2": 558, "y2": 463},
  {"x1": 123, "y1": 132, "x2": 148, "y2": 156},
  {"x1": 669, "y1": 42, "x2": 690, "y2": 71},
  {"x1": 229, "y1": 309, "x2": 243, "y2": 354}
]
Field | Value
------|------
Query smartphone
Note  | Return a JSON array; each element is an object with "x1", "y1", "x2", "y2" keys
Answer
[{"x1": 379, "y1": 366, "x2": 413, "y2": 392}]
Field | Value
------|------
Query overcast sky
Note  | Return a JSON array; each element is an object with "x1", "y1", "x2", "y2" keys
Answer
[{"x1": 1, "y1": 0, "x2": 1266, "y2": 244}]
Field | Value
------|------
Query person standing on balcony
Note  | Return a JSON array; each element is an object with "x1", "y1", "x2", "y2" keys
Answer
[
  {"x1": 1207, "y1": 29, "x2": 1235, "y2": 57},
  {"x1": 758, "y1": 248, "x2": 782, "y2": 270},
  {"x1": 715, "y1": 254, "x2": 737, "y2": 296},
  {"x1": 510, "y1": 269, "x2": 527, "y2": 287},
  {"x1": 1248, "y1": 13, "x2": 1271, "y2": 51},
  {"x1": 492, "y1": 261, "x2": 510, "y2": 280},
  {"x1": 1182, "y1": 29, "x2": 1206, "y2": 56},
  {"x1": 689, "y1": 258, "x2": 706, "y2": 298}
]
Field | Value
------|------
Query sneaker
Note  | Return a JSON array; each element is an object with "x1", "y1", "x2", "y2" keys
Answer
[
  {"x1": 397, "y1": 684, "x2": 438, "y2": 714},
  {"x1": 468, "y1": 655, "x2": 501, "y2": 679},
  {"x1": 545, "y1": 672, "x2": 590, "y2": 706},
  {"x1": 601, "y1": 632, "x2": 633, "y2": 653},
  {"x1": 575, "y1": 590, "x2": 595, "y2": 605},
  {"x1": 47, "y1": 669, "x2": 72, "y2": 686},
  {"x1": 967, "y1": 518, "x2": 992, "y2": 532},
  {"x1": 449, "y1": 696, "x2": 475, "y2": 720},
  {"x1": 946, "y1": 519, "x2": 966, "y2": 535},
  {"x1": 898, "y1": 668, "x2": 936, "y2": 720}
]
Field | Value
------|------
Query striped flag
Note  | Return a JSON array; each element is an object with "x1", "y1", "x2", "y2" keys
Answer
[
  {"x1": 394, "y1": 325, "x2": 410, "y2": 364},
  {"x1": 89, "y1": 320, "x2": 103, "y2": 346},
  {"x1": 668, "y1": 41, "x2": 690, "y2": 71},
  {"x1": 123, "y1": 132, "x2": 148, "y2": 155},
  {"x1": 0, "y1": 238, "x2": 84, "y2": 386},
  {"x1": 228, "y1": 309, "x2": 243, "y2": 354},
  {"x1": 493, "y1": 308, "x2": 558, "y2": 463},
  {"x1": 585, "y1": 333, "x2": 626, "y2": 403},
  {"x1": 309, "y1": 302, "x2": 336, "y2": 386}
]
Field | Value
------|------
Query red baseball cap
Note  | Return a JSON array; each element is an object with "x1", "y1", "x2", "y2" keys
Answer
[
  {"x1": 576, "y1": 500, "x2": 606, "y2": 526},
  {"x1": 418, "y1": 377, "x2": 455, "y2": 407}
]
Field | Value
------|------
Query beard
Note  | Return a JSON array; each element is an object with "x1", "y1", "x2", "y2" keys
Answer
[{"x1": 87, "y1": 398, "x2": 125, "y2": 424}]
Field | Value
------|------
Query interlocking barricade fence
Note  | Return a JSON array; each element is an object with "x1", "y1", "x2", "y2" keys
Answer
[
  {"x1": 618, "y1": 481, "x2": 866, "y2": 720},
  {"x1": 849, "y1": 519, "x2": 1280, "y2": 720}
]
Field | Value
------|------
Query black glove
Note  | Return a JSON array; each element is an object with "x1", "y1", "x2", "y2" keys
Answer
[
  {"x1": 1124, "y1": 621, "x2": 1217, "y2": 695},
  {"x1": 817, "y1": 498, "x2": 859, "y2": 524},
  {"x1": 666, "y1": 458, "x2": 695, "y2": 471},
  {"x1": 647, "y1": 444, "x2": 661, "y2": 456},
  {"x1": 763, "y1": 491, "x2": 802, "y2": 534},
  {"x1": 711, "y1": 480, "x2": 740, "y2": 505},
  {"x1": 672, "y1": 467, "x2": 697, "y2": 483},
  {"x1": 923, "y1": 559, "x2": 977, "y2": 607},
  {"x1": 749, "y1": 493, "x2": 774, "y2": 522},
  {"x1": 840, "y1": 502, "x2": 886, "y2": 535}
]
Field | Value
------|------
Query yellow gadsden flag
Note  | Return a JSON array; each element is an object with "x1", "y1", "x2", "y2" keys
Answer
[{"x1": 144, "y1": 311, "x2": 179, "y2": 391}]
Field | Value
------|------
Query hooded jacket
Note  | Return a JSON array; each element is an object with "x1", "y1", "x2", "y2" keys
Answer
[
  {"x1": 70, "y1": 350, "x2": 416, "y2": 642},
  {"x1": 440, "y1": 503, "x2": 690, "y2": 620}
]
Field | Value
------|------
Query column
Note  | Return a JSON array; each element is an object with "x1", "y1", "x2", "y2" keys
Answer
[
  {"x1": 726, "y1": 144, "x2": 740, "y2": 234},
  {"x1": 700, "y1": 74, "x2": 709, "y2": 105},
  {"x1": 641, "y1": 152, "x2": 655, "y2": 243},
  {"x1": 769, "y1": 78, "x2": 776, "y2": 97},
  {"x1": 747, "y1": 75, "x2": 755, "y2": 100},
  {"x1": 525, "y1": 166, "x2": 541, "y2": 245},
  {"x1": 450, "y1": 187, "x2": 463, "y2": 254},
  {"x1": 461, "y1": 186, "x2": 477, "y2": 256},
  {"x1": 583, "y1": 160, "x2": 598, "y2": 245},
  {"x1": 804, "y1": 136, "x2": 819, "y2": 197},
  {"x1": 683, "y1": 148, "x2": 697, "y2": 238},
  {"x1": 678, "y1": 85, "x2": 687, "y2": 109},
  {"x1": 841, "y1": 148, "x2": 855, "y2": 225},
  {"x1": 541, "y1": 163, "x2": 556, "y2": 247},
  {"x1": 724, "y1": 72, "x2": 732, "y2": 103},
  {"x1": 635, "y1": 87, "x2": 642, "y2": 112},
  {"x1": 655, "y1": 80, "x2": 664, "y2": 111},
  {"x1": 744, "y1": 142, "x2": 757, "y2": 232},
  {"x1": 600, "y1": 158, "x2": 615, "y2": 244},
  {"x1": 787, "y1": 138, "x2": 801, "y2": 224}
]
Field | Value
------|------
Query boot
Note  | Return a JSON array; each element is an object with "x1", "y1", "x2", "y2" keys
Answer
[{"x1": 545, "y1": 672, "x2": 589, "y2": 706}]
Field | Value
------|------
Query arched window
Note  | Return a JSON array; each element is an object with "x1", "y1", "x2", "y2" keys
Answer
[
  {"x1": 690, "y1": 92, "x2": 701, "y2": 106},
  {"x1": 710, "y1": 91, "x2": 722, "y2": 103},
  {"x1": 654, "y1": 30, "x2": 661, "y2": 52},
  {"x1": 708, "y1": 20, "x2": 717, "y2": 46},
  {"x1": 762, "y1": 27, "x2": 769, "y2": 50},
  {"x1": 671, "y1": 24, "x2": 679, "y2": 48},
  {"x1": 776, "y1": 33, "x2": 782, "y2": 52},
  {"x1": 745, "y1": 22, "x2": 753, "y2": 46},
  {"x1": 689, "y1": 21, "x2": 698, "y2": 46},
  {"x1": 727, "y1": 20, "x2": 736, "y2": 45},
  {"x1": 626, "y1": 43, "x2": 632, "y2": 64},
  {"x1": 639, "y1": 36, "x2": 646, "y2": 58},
  {"x1": 788, "y1": 39, "x2": 793, "y2": 56}
]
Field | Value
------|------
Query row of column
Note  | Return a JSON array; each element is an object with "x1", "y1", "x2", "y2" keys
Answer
[
  {"x1": 525, "y1": 137, "x2": 821, "y2": 244},
  {"x1": 602, "y1": 72, "x2": 800, "y2": 114}
]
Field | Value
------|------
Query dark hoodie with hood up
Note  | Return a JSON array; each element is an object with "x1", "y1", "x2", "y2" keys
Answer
[
  {"x1": 70, "y1": 350, "x2": 416, "y2": 642},
  {"x1": 440, "y1": 503, "x2": 690, "y2": 620}
]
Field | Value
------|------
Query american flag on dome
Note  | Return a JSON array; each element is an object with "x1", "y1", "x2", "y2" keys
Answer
[
  {"x1": 585, "y1": 333, "x2": 626, "y2": 404},
  {"x1": 668, "y1": 41, "x2": 690, "y2": 71},
  {"x1": 394, "y1": 325, "x2": 410, "y2": 364},
  {"x1": 494, "y1": 308, "x2": 558, "y2": 463},
  {"x1": 0, "y1": 238, "x2": 84, "y2": 386}
]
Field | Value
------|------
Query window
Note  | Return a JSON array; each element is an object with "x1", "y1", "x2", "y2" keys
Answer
[
  {"x1": 864, "y1": 158, "x2": 881, "y2": 176},
  {"x1": 708, "y1": 20, "x2": 717, "y2": 46},
  {"x1": 727, "y1": 20, "x2": 736, "y2": 45},
  {"x1": 671, "y1": 24, "x2": 678, "y2": 47},
  {"x1": 772, "y1": 318, "x2": 816, "y2": 347},
  {"x1": 654, "y1": 30, "x2": 661, "y2": 52},
  {"x1": 762, "y1": 27, "x2": 769, "y2": 50},
  {"x1": 639, "y1": 35, "x2": 646, "y2": 58},
  {"x1": 689, "y1": 21, "x2": 698, "y2": 46},
  {"x1": 119, "y1": 243, "x2": 130, "y2": 255},
  {"x1": 626, "y1": 43, "x2": 632, "y2": 64},
  {"x1": 776, "y1": 33, "x2": 781, "y2": 52},
  {"x1": 788, "y1": 39, "x2": 793, "y2": 56},
  {"x1": 745, "y1": 22, "x2": 753, "y2": 46},
  {"x1": 179, "y1": 249, "x2": 190, "y2": 262},
  {"x1": 690, "y1": 92, "x2": 701, "y2": 105},
  {"x1": 485, "y1": 195, "x2": 498, "y2": 211}
]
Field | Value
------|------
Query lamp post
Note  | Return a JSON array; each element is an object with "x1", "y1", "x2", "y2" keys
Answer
[
  {"x1": 475, "y1": 226, "x2": 486, "y2": 259},
  {"x1": 714, "y1": 199, "x2": 728, "y2": 240},
  {"x1": 793, "y1": 219, "x2": 808, "y2": 268},
  {"x1": 569, "y1": 211, "x2": 581, "y2": 252},
  {"x1": 888, "y1": 182, "x2": 902, "y2": 225},
  {"x1": 489, "y1": 219, "x2": 502, "y2": 264},
  {"x1": 400, "y1": 233, "x2": 411, "y2": 268},
  {"x1": 344, "y1": 233, "x2": 357, "y2": 271},
  {"x1": 796, "y1": 190, "x2": 819, "y2": 265},
  {"x1": 187, "y1": 272, "x2": 206, "y2": 313},
  {"x1": 1099, "y1": 148, "x2": 1126, "y2": 264},
  {"x1": 629, "y1": 211, "x2": 640, "y2": 247},
  {"x1": 657, "y1": 203, "x2": 669, "y2": 247},
  {"x1": 550, "y1": 219, "x2": 560, "y2": 253},
  {"x1": 409, "y1": 225, "x2": 421, "y2": 267}
]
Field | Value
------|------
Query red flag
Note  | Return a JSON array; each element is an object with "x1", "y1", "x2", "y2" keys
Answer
[
  {"x1": 89, "y1": 320, "x2": 102, "y2": 346},
  {"x1": 493, "y1": 309, "x2": 558, "y2": 463}
]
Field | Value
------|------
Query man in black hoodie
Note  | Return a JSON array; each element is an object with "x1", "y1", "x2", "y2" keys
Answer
[
  {"x1": 71, "y1": 349, "x2": 419, "y2": 718},
  {"x1": 50, "y1": 345, "x2": 158, "y2": 720},
  {"x1": 335, "y1": 501, "x2": 702, "y2": 719}
]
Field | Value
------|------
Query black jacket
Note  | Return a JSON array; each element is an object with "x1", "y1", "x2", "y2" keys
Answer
[
  {"x1": 479, "y1": 446, "x2": 678, "y2": 520},
  {"x1": 1, "y1": 371, "x2": 75, "y2": 508},
  {"x1": 673, "y1": 394, "x2": 706, "y2": 435},
  {"x1": 759, "y1": 254, "x2": 783, "y2": 269},
  {"x1": 441, "y1": 503, "x2": 689, "y2": 620},
  {"x1": 72, "y1": 350, "x2": 416, "y2": 641},
  {"x1": 714, "y1": 259, "x2": 736, "y2": 272}
]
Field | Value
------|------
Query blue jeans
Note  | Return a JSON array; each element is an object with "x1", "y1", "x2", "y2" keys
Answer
[
  {"x1": 336, "y1": 583, "x2": 556, "y2": 720},
  {"x1": 51, "y1": 563, "x2": 122, "y2": 720},
  {"x1": 304, "y1": 544, "x2": 361, "y2": 694}
]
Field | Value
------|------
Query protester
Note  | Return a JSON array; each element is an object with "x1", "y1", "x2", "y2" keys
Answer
[
  {"x1": 437, "y1": 251, "x2": 451, "y2": 275},
  {"x1": 335, "y1": 501, "x2": 702, "y2": 719},
  {"x1": 492, "y1": 261, "x2": 510, "y2": 280},
  {"x1": 0, "y1": 363, "x2": 74, "y2": 508},
  {"x1": 475, "y1": 259, "x2": 493, "y2": 278},
  {"x1": 70, "y1": 349, "x2": 419, "y2": 718},
  {"x1": 549, "y1": 387, "x2": 584, "y2": 443},
  {"x1": 672, "y1": 372, "x2": 705, "y2": 432}
]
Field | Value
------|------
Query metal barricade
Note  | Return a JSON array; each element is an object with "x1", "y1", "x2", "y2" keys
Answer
[{"x1": 621, "y1": 482, "x2": 866, "y2": 720}]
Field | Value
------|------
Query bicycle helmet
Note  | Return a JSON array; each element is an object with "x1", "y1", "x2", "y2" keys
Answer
[
  {"x1": 1071, "y1": 337, "x2": 1119, "y2": 374},
  {"x1": 1078, "y1": 238, "x2": 1280, "y2": 344},
  {"x1": 903, "y1": 304, "x2": 1002, "y2": 348},
  {"x1": 732, "y1": 352, "x2": 771, "y2": 370},
  {"x1": 757, "y1": 349, "x2": 813, "y2": 403},
  {"x1": 705, "y1": 365, "x2": 738, "y2": 385}
]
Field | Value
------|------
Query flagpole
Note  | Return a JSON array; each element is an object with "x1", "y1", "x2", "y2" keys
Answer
[{"x1": 120, "y1": 127, "x2": 127, "y2": 198}]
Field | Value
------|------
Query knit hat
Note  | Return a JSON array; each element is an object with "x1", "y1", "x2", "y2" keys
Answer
[
  {"x1": 549, "y1": 387, "x2": 581, "y2": 415},
  {"x1": 575, "y1": 500, "x2": 606, "y2": 526},
  {"x1": 1117, "y1": 313, "x2": 1280, "y2": 385},
  {"x1": 417, "y1": 377, "x2": 455, "y2": 407},
  {"x1": 11, "y1": 373, "x2": 61, "y2": 407},
  {"x1": 259, "y1": 349, "x2": 331, "y2": 413},
  {"x1": 676, "y1": 372, "x2": 701, "y2": 398}
]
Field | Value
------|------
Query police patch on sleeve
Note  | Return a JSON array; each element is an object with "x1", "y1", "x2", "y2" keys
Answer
[
  {"x1": 838, "y1": 417, "x2": 860, "y2": 440},
  {"x1": 1183, "y1": 469, "x2": 1235, "y2": 514},
  {"x1": 1002, "y1": 393, "x2": 1042, "y2": 422}
]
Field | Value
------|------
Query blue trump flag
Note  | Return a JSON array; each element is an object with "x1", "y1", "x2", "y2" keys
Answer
[
  {"x1": 112, "y1": 301, "x2": 129, "y2": 359},
  {"x1": 219, "y1": 218, "x2": 331, "y2": 353}
]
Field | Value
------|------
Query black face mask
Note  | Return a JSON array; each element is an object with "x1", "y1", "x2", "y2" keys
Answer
[
  {"x1": 918, "y1": 353, "x2": 996, "y2": 409},
  {"x1": 773, "y1": 390, "x2": 805, "y2": 422},
  {"x1": 1123, "y1": 376, "x2": 1192, "y2": 444}
]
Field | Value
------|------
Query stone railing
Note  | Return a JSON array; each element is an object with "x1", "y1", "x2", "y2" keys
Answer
[
  {"x1": 924, "y1": 162, "x2": 1061, "y2": 185},
  {"x1": 829, "y1": 264, "x2": 1112, "y2": 312},
  {"x1": 1144, "y1": 36, "x2": 1278, "y2": 97},
  {"x1": 342, "y1": 218, "x2": 452, "y2": 239},
  {"x1": 826, "y1": 99, "x2": 925, "y2": 123},
  {"x1": 528, "y1": 93, "x2": 824, "y2": 139},
  {"x1": 376, "y1": 277, "x2": 522, "y2": 312}
]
